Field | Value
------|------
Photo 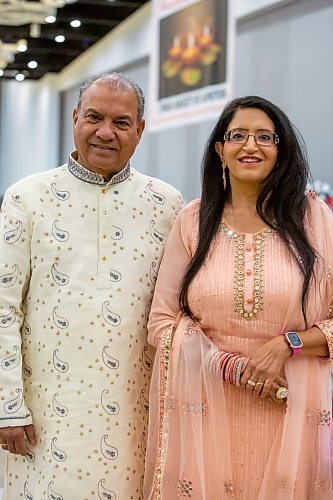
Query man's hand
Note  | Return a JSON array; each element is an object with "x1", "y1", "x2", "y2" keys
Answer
[{"x1": 0, "y1": 424, "x2": 36, "y2": 456}]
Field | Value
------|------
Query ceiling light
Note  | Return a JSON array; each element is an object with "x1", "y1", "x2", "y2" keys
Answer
[
  {"x1": 15, "y1": 73, "x2": 25, "y2": 82},
  {"x1": 17, "y1": 39, "x2": 28, "y2": 52},
  {"x1": 0, "y1": 69, "x2": 3, "y2": 77},
  {"x1": 55, "y1": 35, "x2": 65, "y2": 43},
  {"x1": 28, "y1": 60, "x2": 38, "y2": 69},
  {"x1": 70, "y1": 20, "x2": 81, "y2": 28},
  {"x1": 45, "y1": 15, "x2": 56, "y2": 24}
]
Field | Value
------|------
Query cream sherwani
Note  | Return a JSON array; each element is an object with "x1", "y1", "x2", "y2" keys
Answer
[{"x1": 0, "y1": 155, "x2": 183, "y2": 500}]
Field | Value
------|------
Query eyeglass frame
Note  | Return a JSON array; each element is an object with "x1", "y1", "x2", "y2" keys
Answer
[{"x1": 223, "y1": 128, "x2": 280, "y2": 146}]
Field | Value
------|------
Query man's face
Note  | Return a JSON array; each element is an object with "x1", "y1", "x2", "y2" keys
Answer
[{"x1": 73, "y1": 81, "x2": 145, "y2": 179}]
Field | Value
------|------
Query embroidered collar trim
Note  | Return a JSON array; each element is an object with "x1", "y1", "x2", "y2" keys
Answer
[{"x1": 68, "y1": 153, "x2": 131, "y2": 186}]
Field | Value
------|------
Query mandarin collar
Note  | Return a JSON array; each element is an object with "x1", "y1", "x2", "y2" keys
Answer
[{"x1": 68, "y1": 152, "x2": 131, "y2": 186}]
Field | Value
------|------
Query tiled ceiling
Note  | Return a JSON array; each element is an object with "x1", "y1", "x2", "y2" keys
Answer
[{"x1": 0, "y1": 0, "x2": 148, "y2": 81}]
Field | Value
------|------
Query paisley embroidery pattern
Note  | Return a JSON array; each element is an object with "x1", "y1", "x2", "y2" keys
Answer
[
  {"x1": 22, "y1": 321, "x2": 31, "y2": 336},
  {"x1": 102, "y1": 302, "x2": 121, "y2": 326},
  {"x1": 0, "y1": 264, "x2": 19, "y2": 287},
  {"x1": 97, "y1": 479, "x2": 116, "y2": 500},
  {"x1": 150, "y1": 261, "x2": 158, "y2": 285},
  {"x1": 110, "y1": 226, "x2": 123, "y2": 240},
  {"x1": 52, "y1": 349, "x2": 69, "y2": 373},
  {"x1": 4, "y1": 221, "x2": 23, "y2": 244},
  {"x1": 109, "y1": 269, "x2": 122, "y2": 282},
  {"x1": 51, "y1": 437, "x2": 66, "y2": 462},
  {"x1": 24, "y1": 481, "x2": 33, "y2": 500},
  {"x1": 4, "y1": 388, "x2": 24, "y2": 414},
  {"x1": 1, "y1": 345, "x2": 20, "y2": 370},
  {"x1": 50, "y1": 183, "x2": 70, "y2": 201},
  {"x1": 142, "y1": 345, "x2": 152, "y2": 371},
  {"x1": 147, "y1": 182, "x2": 165, "y2": 204},
  {"x1": 100, "y1": 435, "x2": 118, "y2": 460},
  {"x1": 47, "y1": 481, "x2": 63, "y2": 500},
  {"x1": 101, "y1": 390, "x2": 120, "y2": 415},
  {"x1": 140, "y1": 388, "x2": 149, "y2": 413},
  {"x1": 52, "y1": 306, "x2": 69, "y2": 329},
  {"x1": 149, "y1": 221, "x2": 166, "y2": 245},
  {"x1": 0, "y1": 306, "x2": 16, "y2": 328},
  {"x1": 51, "y1": 263, "x2": 69, "y2": 286},
  {"x1": 52, "y1": 393, "x2": 68, "y2": 417},
  {"x1": 102, "y1": 347, "x2": 120, "y2": 370},
  {"x1": 52, "y1": 220, "x2": 69, "y2": 242}
]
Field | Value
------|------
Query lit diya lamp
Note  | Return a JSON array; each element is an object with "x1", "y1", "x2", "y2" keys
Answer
[
  {"x1": 198, "y1": 24, "x2": 213, "y2": 49},
  {"x1": 168, "y1": 36, "x2": 182, "y2": 59},
  {"x1": 181, "y1": 33, "x2": 201, "y2": 65}
]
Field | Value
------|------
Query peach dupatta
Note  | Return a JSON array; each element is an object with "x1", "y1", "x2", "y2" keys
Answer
[{"x1": 145, "y1": 318, "x2": 332, "y2": 499}]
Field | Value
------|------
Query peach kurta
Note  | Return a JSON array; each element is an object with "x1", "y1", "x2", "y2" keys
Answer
[{"x1": 145, "y1": 195, "x2": 333, "y2": 499}]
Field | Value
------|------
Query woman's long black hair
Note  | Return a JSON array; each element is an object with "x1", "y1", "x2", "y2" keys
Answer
[{"x1": 179, "y1": 95, "x2": 316, "y2": 325}]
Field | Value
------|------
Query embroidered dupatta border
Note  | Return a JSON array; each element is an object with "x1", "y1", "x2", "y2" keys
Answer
[{"x1": 153, "y1": 326, "x2": 173, "y2": 499}]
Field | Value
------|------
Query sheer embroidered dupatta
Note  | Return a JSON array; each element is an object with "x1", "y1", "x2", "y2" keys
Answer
[
  {"x1": 145, "y1": 319, "x2": 332, "y2": 499},
  {"x1": 144, "y1": 316, "x2": 233, "y2": 499}
]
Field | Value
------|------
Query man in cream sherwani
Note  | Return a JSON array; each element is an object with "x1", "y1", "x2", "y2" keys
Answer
[{"x1": 0, "y1": 72, "x2": 183, "y2": 499}]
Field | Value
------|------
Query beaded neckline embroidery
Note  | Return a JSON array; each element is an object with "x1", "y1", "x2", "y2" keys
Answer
[
  {"x1": 220, "y1": 220, "x2": 273, "y2": 320},
  {"x1": 68, "y1": 154, "x2": 130, "y2": 186}
]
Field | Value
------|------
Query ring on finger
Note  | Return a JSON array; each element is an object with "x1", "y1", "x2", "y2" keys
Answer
[
  {"x1": 256, "y1": 382, "x2": 264, "y2": 386},
  {"x1": 276, "y1": 386, "x2": 288, "y2": 400},
  {"x1": 247, "y1": 379, "x2": 256, "y2": 387},
  {"x1": 0, "y1": 443, "x2": 7, "y2": 448}
]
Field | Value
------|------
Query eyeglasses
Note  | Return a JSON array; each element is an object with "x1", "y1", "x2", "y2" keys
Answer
[{"x1": 224, "y1": 128, "x2": 279, "y2": 146}]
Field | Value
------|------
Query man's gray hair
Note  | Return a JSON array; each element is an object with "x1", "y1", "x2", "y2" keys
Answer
[{"x1": 77, "y1": 72, "x2": 145, "y2": 121}]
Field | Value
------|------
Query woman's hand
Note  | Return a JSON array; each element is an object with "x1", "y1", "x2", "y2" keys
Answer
[{"x1": 240, "y1": 335, "x2": 291, "y2": 400}]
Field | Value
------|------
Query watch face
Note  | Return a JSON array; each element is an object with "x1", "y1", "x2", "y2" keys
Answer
[{"x1": 287, "y1": 332, "x2": 302, "y2": 347}]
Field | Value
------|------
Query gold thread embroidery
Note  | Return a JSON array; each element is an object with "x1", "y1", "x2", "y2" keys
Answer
[
  {"x1": 315, "y1": 318, "x2": 333, "y2": 359},
  {"x1": 275, "y1": 476, "x2": 290, "y2": 490},
  {"x1": 314, "y1": 477, "x2": 328, "y2": 490},
  {"x1": 224, "y1": 480, "x2": 234, "y2": 493},
  {"x1": 182, "y1": 399, "x2": 207, "y2": 416},
  {"x1": 317, "y1": 409, "x2": 331, "y2": 426},
  {"x1": 153, "y1": 326, "x2": 172, "y2": 499},
  {"x1": 220, "y1": 221, "x2": 273, "y2": 320},
  {"x1": 177, "y1": 479, "x2": 193, "y2": 497}
]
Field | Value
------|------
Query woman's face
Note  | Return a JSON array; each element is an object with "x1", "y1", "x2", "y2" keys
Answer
[{"x1": 215, "y1": 107, "x2": 278, "y2": 190}]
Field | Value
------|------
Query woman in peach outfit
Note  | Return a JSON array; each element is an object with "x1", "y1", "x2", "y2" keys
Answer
[{"x1": 144, "y1": 96, "x2": 333, "y2": 499}]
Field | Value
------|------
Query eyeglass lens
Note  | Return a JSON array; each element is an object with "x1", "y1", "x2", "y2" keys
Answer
[{"x1": 225, "y1": 129, "x2": 279, "y2": 145}]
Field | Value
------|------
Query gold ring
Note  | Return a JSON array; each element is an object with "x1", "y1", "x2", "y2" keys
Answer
[
  {"x1": 276, "y1": 386, "x2": 288, "y2": 400},
  {"x1": 247, "y1": 379, "x2": 256, "y2": 387},
  {"x1": 256, "y1": 382, "x2": 264, "y2": 386},
  {"x1": 0, "y1": 443, "x2": 7, "y2": 448}
]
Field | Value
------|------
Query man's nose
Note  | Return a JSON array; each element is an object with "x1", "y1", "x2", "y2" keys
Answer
[{"x1": 96, "y1": 121, "x2": 116, "y2": 140}]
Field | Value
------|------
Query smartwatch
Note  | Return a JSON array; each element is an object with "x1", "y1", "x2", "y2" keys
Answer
[{"x1": 283, "y1": 331, "x2": 303, "y2": 356}]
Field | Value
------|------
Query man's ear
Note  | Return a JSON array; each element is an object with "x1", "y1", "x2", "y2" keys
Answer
[
  {"x1": 136, "y1": 119, "x2": 145, "y2": 142},
  {"x1": 215, "y1": 141, "x2": 224, "y2": 162},
  {"x1": 73, "y1": 107, "x2": 79, "y2": 126}
]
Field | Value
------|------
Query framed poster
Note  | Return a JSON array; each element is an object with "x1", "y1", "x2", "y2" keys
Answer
[{"x1": 149, "y1": 0, "x2": 235, "y2": 131}]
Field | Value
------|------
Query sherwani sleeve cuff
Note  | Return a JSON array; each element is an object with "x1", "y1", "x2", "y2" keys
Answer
[{"x1": 0, "y1": 411, "x2": 32, "y2": 428}]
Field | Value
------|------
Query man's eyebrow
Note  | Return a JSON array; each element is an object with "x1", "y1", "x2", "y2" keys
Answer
[
  {"x1": 115, "y1": 114, "x2": 133, "y2": 121},
  {"x1": 84, "y1": 107, "x2": 101, "y2": 115}
]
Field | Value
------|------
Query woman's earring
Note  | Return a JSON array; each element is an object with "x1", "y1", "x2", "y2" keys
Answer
[{"x1": 222, "y1": 163, "x2": 227, "y2": 190}]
